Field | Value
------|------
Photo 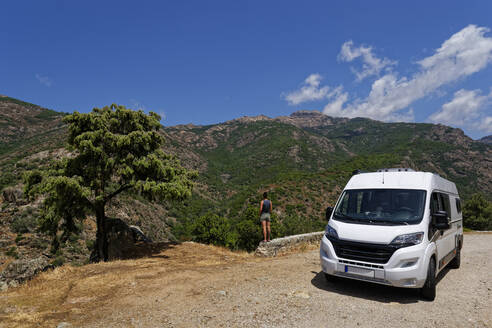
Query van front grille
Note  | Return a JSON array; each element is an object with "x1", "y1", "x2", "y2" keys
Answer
[{"x1": 327, "y1": 235, "x2": 398, "y2": 264}]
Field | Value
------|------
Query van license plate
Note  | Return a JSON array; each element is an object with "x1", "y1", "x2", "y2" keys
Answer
[{"x1": 345, "y1": 265, "x2": 375, "y2": 278}]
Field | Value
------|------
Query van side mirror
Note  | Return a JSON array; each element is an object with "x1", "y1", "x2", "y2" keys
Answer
[
  {"x1": 433, "y1": 210, "x2": 450, "y2": 230},
  {"x1": 325, "y1": 206, "x2": 333, "y2": 221}
]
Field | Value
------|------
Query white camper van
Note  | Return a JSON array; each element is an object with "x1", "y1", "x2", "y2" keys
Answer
[{"x1": 320, "y1": 169, "x2": 463, "y2": 301}]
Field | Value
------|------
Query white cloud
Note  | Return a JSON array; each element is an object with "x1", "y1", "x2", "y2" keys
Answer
[
  {"x1": 35, "y1": 74, "x2": 53, "y2": 87},
  {"x1": 325, "y1": 25, "x2": 492, "y2": 121},
  {"x1": 283, "y1": 73, "x2": 331, "y2": 105},
  {"x1": 429, "y1": 88, "x2": 492, "y2": 133},
  {"x1": 339, "y1": 40, "x2": 396, "y2": 81},
  {"x1": 283, "y1": 25, "x2": 492, "y2": 124},
  {"x1": 477, "y1": 116, "x2": 492, "y2": 134}
]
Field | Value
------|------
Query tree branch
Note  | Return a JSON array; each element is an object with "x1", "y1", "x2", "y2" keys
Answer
[{"x1": 104, "y1": 184, "x2": 131, "y2": 203}]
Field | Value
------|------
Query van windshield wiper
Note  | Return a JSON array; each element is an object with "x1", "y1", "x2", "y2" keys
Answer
[{"x1": 368, "y1": 219, "x2": 408, "y2": 226}]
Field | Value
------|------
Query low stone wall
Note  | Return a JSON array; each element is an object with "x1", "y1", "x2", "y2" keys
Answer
[{"x1": 254, "y1": 231, "x2": 324, "y2": 257}]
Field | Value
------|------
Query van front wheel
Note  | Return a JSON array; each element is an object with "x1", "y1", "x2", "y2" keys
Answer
[{"x1": 421, "y1": 258, "x2": 436, "y2": 301}]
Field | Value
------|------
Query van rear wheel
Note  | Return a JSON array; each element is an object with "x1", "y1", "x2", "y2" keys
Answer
[{"x1": 421, "y1": 258, "x2": 436, "y2": 301}]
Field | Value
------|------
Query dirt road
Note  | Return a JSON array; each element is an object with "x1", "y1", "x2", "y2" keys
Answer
[{"x1": 1, "y1": 233, "x2": 491, "y2": 327}]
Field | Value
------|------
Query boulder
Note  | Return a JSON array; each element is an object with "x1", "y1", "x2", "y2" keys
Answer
[
  {"x1": 0, "y1": 256, "x2": 50, "y2": 285},
  {"x1": 104, "y1": 218, "x2": 135, "y2": 260},
  {"x1": 104, "y1": 218, "x2": 151, "y2": 260}
]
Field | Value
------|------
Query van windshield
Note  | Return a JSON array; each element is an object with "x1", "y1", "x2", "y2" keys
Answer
[{"x1": 333, "y1": 189, "x2": 427, "y2": 225}]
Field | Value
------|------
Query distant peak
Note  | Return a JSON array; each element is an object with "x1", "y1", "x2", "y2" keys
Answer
[
  {"x1": 232, "y1": 115, "x2": 271, "y2": 123},
  {"x1": 290, "y1": 110, "x2": 323, "y2": 117}
]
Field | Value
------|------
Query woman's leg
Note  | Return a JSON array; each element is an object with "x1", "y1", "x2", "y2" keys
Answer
[
  {"x1": 266, "y1": 221, "x2": 271, "y2": 241},
  {"x1": 261, "y1": 220, "x2": 267, "y2": 242}
]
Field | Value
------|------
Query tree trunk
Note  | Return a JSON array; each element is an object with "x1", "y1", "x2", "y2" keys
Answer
[{"x1": 92, "y1": 202, "x2": 108, "y2": 262}]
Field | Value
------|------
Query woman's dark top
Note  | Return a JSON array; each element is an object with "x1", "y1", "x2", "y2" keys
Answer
[{"x1": 261, "y1": 199, "x2": 271, "y2": 213}]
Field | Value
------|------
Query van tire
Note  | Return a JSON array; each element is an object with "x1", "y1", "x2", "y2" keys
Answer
[
  {"x1": 449, "y1": 247, "x2": 461, "y2": 269},
  {"x1": 421, "y1": 258, "x2": 436, "y2": 301}
]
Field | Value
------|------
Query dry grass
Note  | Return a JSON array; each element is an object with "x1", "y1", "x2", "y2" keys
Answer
[{"x1": 0, "y1": 242, "x2": 253, "y2": 328}]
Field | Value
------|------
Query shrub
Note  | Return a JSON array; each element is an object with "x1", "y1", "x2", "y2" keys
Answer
[
  {"x1": 52, "y1": 255, "x2": 65, "y2": 267},
  {"x1": 191, "y1": 213, "x2": 237, "y2": 248},
  {"x1": 235, "y1": 218, "x2": 261, "y2": 251},
  {"x1": 463, "y1": 193, "x2": 492, "y2": 230},
  {"x1": 10, "y1": 212, "x2": 37, "y2": 233}
]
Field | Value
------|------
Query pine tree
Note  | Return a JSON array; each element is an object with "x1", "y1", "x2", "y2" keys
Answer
[{"x1": 25, "y1": 104, "x2": 196, "y2": 261}]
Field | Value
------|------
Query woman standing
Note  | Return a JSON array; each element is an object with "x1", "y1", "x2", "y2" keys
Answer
[{"x1": 259, "y1": 192, "x2": 272, "y2": 242}]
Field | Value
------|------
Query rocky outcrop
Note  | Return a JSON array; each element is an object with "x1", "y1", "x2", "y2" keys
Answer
[
  {"x1": 0, "y1": 256, "x2": 51, "y2": 288},
  {"x1": 255, "y1": 231, "x2": 324, "y2": 257}
]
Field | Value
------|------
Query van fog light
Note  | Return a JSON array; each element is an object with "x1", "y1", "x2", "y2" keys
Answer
[{"x1": 402, "y1": 278, "x2": 417, "y2": 287}]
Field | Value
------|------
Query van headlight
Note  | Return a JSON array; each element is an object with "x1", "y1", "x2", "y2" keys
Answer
[
  {"x1": 325, "y1": 225, "x2": 338, "y2": 239},
  {"x1": 390, "y1": 232, "x2": 424, "y2": 246}
]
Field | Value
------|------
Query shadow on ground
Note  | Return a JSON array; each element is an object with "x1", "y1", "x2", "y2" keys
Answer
[
  {"x1": 119, "y1": 241, "x2": 177, "y2": 260},
  {"x1": 311, "y1": 266, "x2": 452, "y2": 304}
]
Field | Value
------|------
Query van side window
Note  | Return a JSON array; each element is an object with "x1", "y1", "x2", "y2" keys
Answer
[
  {"x1": 456, "y1": 198, "x2": 462, "y2": 214},
  {"x1": 439, "y1": 194, "x2": 451, "y2": 217},
  {"x1": 431, "y1": 193, "x2": 440, "y2": 213}
]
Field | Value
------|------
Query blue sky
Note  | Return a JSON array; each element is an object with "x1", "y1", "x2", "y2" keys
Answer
[{"x1": 1, "y1": 1, "x2": 492, "y2": 138}]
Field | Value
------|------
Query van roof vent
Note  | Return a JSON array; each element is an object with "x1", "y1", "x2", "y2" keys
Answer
[{"x1": 376, "y1": 168, "x2": 416, "y2": 172}]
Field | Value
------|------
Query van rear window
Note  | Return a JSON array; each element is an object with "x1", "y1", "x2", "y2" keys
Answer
[{"x1": 334, "y1": 189, "x2": 427, "y2": 225}]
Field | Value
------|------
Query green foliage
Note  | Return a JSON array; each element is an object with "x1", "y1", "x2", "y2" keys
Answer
[
  {"x1": 234, "y1": 207, "x2": 262, "y2": 251},
  {"x1": 463, "y1": 193, "x2": 492, "y2": 230},
  {"x1": 190, "y1": 213, "x2": 238, "y2": 249},
  {"x1": 62, "y1": 105, "x2": 196, "y2": 203}
]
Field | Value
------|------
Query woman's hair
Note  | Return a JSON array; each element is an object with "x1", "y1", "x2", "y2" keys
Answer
[{"x1": 263, "y1": 192, "x2": 268, "y2": 199}]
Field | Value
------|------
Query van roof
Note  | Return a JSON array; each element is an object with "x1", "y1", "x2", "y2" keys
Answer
[{"x1": 345, "y1": 171, "x2": 459, "y2": 195}]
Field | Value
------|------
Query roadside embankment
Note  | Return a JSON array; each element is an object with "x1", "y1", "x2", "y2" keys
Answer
[{"x1": 254, "y1": 231, "x2": 323, "y2": 257}]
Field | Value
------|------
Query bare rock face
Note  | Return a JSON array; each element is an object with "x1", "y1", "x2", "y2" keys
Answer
[
  {"x1": 0, "y1": 256, "x2": 51, "y2": 286},
  {"x1": 255, "y1": 231, "x2": 324, "y2": 257},
  {"x1": 276, "y1": 110, "x2": 348, "y2": 128}
]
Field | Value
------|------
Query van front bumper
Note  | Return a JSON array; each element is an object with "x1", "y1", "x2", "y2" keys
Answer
[{"x1": 320, "y1": 234, "x2": 428, "y2": 288}]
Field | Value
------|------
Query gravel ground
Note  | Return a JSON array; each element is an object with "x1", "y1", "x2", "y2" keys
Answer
[
  {"x1": 85, "y1": 233, "x2": 491, "y2": 328},
  {"x1": 1, "y1": 233, "x2": 490, "y2": 327}
]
